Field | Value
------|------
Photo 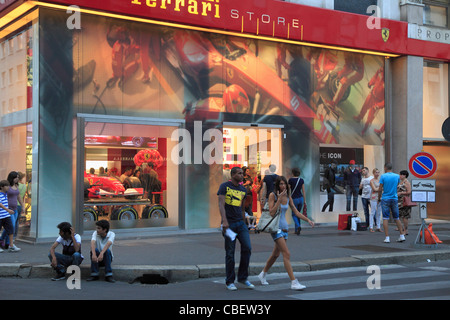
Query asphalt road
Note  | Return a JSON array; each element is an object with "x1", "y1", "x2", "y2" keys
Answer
[{"x1": 4, "y1": 260, "x2": 450, "y2": 306}]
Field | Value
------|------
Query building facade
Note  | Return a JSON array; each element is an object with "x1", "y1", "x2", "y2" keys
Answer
[{"x1": 0, "y1": 0, "x2": 448, "y2": 241}]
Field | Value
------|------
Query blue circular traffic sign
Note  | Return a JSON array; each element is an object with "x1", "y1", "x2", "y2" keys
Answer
[{"x1": 409, "y1": 152, "x2": 437, "y2": 178}]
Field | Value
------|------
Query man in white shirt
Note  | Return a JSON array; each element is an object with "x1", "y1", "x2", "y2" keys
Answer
[
  {"x1": 48, "y1": 222, "x2": 83, "y2": 281},
  {"x1": 119, "y1": 167, "x2": 133, "y2": 183},
  {"x1": 87, "y1": 220, "x2": 116, "y2": 283}
]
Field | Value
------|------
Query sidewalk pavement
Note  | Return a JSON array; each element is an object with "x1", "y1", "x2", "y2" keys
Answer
[{"x1": 1, "y1": 220, "x2": 450, "y2": 283}]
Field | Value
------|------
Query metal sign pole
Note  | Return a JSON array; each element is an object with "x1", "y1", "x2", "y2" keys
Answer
[
  {"x1": 413, "y1": 203, "x2": 439, "y2": 248},
  {"x1": 409, "y1": 152, "x2": 438, "y2": 249}
]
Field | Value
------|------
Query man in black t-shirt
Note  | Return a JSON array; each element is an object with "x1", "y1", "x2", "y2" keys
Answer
[
  {"x1": 217, "y1": 167, "x2": 254, "y2": 291},
  {"x1": 260, "y1": 164, "x2": 278, "y2": 206}
]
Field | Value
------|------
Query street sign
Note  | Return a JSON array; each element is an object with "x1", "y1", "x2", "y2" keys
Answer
[
  {"x1": 412, "y1": 191, "x2": 435, "y2": 203},
  {"x1": 411, "y1": 179, "x2": 436, "y2": 203},
  {"x1": 409, "y1": 152, "x2": 437, "y2": 179},
  {"x1": 411, "y1": 179, "x2": 435, "y2": 191},
  {"x1": 419, "y1": 203, "x2": 427, "y2": 219}
]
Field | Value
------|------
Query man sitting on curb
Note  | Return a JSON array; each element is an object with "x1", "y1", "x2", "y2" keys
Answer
[
  {"x1": 87, "y1": 220, "x2": 116, "y2": 283},
  {"x1": 48, "y1": 222, "x2": 83, "y2": 281}
]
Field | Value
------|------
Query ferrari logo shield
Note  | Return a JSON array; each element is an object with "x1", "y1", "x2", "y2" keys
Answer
[{"x1": 382, "y1": 28, "x2": 390, "y2": 42}]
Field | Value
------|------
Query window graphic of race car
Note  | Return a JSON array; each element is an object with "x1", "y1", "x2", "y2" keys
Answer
[
  {"x1": 84, "y1": 173, "x2": 143, "y2": 199},
  {"x1": 164, "y1": 30, "x2": 337, "y2": 144}
]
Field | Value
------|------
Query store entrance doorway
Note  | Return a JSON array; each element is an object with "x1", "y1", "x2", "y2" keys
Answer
[{"x1": 222, "y1": 123, "x2": 283, "y2": 221}]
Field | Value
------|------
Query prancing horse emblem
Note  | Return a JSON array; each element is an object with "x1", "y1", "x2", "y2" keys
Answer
[{"x1": 382, "y1": 28, "x2": 390, "y2": 42}]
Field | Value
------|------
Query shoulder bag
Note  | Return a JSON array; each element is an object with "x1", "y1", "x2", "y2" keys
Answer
[
  {"x1": 291, "y1": 177, "x2": 300, "y2": 195},
  {"x1": 256, "y1": 194, "x2": 281, "y2": 233},
  {"x1": 402, "y1": 195, "x2": 417, "y2": 207}
]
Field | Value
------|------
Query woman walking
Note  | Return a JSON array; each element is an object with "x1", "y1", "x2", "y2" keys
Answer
[{"x1": 258, "y1": 176, "x2": 314, "y2": 290}]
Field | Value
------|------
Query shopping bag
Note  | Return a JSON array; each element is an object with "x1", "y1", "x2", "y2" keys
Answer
[
  {"x1": 338, "y1": 213, "x2": 352, "y2": 230},
  {"x1": 351, "y1": 216, "x2": 361, "y2": 231}
]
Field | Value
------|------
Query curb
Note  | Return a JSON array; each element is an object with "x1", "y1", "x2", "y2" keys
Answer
[{"x1": 2, "y1": 249, "x2": 450, "y2": 283}]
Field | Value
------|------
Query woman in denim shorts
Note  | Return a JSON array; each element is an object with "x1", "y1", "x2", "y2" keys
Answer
[{"x1": 257, "y1": 176, "x2": 314, "y2": 290}]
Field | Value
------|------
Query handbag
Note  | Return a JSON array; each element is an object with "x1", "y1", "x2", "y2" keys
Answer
[
  {"x1": 302, "y1": 202, "x2": 307, "y2": 217},
  {"x1": 256, "y1": 200, "x2": 281, "y2": 233},
  {"x1": 402, "y1": 196, "x2": 417, "y2": 207}
]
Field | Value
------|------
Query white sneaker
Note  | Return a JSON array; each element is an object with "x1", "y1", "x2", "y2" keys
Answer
[
  {"x1": 291, "y1": 279, "x2": 306, "y2": 290},
  {"x1": 9, "y1": 245, "x2": 21, "y2": 252},
  {"x1": 258, "y1": 271, "x2": 269, "y2": 285},
  {"x1": 383, "y1": 237, "x2": 390, "y2": 243},
  {"x1": 397, "y1": 235, "x2": 406, "y2": 242}
]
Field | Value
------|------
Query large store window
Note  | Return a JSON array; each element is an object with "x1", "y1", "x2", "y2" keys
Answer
[
  {"x1": 82, "y1": 121, "x2": 180, "y2": 230},
  {"x1": 0, "y1": 26, "x2": 34, "y2": 238},
  {"x1": 0, "y1": 123, "x2": 33, "y2": 237},
  {"x1": 423, "y1": 61, "x2": 449, "y2": 139}
]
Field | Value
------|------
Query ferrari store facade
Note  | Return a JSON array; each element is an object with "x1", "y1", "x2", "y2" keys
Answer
[{"x1": 1, "y1": 0, "x2": 449, "y2": 241}]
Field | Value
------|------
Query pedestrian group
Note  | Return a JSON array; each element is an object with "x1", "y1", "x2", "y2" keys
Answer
[{"x1": 217, "y1": 161, "x2": 413, "y2": 291}]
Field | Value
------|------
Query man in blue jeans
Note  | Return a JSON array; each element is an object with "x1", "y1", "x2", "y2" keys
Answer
[
  {"x1": 218, "y1": 166, "x2": 254, "y2": 291},
  {"x1": 48, "y1": 222, "x2": 83, "y2": 281},
  {"x1": 87, "y1": 220, "x2": 116, "y2": 283},
  {"x1": 379, "y1": 162, "x2": 406, "y2": 243}
]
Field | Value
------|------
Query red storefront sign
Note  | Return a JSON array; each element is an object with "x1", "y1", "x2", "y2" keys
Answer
[
  {"x1": 35, "y1": 0, "x2": 408, "y2": 55},
  {"x1": 2, "y1": 0, "x2": 450, "y2": 61}
]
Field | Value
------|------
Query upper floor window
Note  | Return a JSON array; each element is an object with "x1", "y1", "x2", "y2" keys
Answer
[
  {"x1": 423, "y1": 61, "x2": 449, "y2": 139},
  {"x1": 334, "y1": 0, "x2": 377, "y2": 15},
  {"x1": 423, "y1": 0, "x2": 450, "y2": 28}
]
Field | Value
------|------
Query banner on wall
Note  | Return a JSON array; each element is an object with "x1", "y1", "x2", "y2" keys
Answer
[{"x1": 73, "y1": 15, "x2": 385, "y2": 146}]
